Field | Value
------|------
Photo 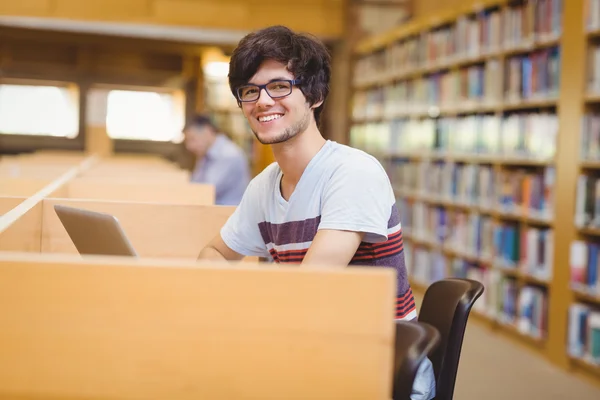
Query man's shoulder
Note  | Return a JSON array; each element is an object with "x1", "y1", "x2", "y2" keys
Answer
[
  {"x1": 324, "y1": 142, "x2": 387, "y2": 175},
  {"x1": 215, "y1": 135, "x2": 248, "y2": 161},
  {"x1": 246, "y1": 161, "x2": 280, "y2": 191}
]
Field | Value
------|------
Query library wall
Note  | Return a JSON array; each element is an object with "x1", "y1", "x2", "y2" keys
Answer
[
  {"x1": 0, "y1": 0, "x2": 344, "y2": 38},
  {"x1": 349, "y1": 0, "x2": 600, "y2": 384}
]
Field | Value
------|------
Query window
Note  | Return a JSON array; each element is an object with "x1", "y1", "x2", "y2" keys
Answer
[
  {"x1": 0, "y1": 82, "x2": 79, "y2": 138},
  {"x1": 105, "y1": 89, "x2": 185, "y2": 142}
]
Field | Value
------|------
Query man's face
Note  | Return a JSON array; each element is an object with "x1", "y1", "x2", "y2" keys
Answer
[
  {"x1": 184, "y1": 125, "x2": 213, "y2": 156},
  {"x1": 239, "y1": 59, "x2": 313, "y2": 145}
]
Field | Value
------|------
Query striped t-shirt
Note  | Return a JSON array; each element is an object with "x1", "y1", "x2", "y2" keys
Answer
[{"x1": 220, "y1": 140, "x2": 416, "y2": 321}]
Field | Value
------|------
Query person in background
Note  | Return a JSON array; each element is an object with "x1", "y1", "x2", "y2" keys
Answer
[
  {"x1": 196, "y1": 25, "x2": 436, "y2": 400},
  {"x1": 183, "y1": 114, "x2": 250, "y2": 206}
]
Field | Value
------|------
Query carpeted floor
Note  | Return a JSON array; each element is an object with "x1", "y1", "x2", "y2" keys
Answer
[{"x1": 413, "y1": 293, "x2": 600, "y2": 400}]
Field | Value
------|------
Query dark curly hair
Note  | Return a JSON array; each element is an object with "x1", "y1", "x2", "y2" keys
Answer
[{"x1": 228, "y1": 25, "x2": 331, "y2": 125}]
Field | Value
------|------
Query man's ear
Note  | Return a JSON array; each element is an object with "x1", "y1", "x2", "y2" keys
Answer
[{"x1": 310, "y1": 98, "x2": 324, "y2": 109}]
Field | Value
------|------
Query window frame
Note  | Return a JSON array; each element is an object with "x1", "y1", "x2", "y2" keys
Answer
[
  {"x1": 97, "y1": 84, "x2": 186, "y2": 144},
  {"x1": 84, "y1": 83, "x2": 190, "y2": 159},
  {"x1": 0, "y1": 77, "x2": 85, "y2": 153}
]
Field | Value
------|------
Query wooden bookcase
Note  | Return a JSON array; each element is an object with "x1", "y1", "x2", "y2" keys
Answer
[{"x1": 348, "y1": 0, "x2": 600, "y2": 383}]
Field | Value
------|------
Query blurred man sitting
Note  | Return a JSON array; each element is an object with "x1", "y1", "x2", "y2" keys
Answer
[{"x1": 184, "y1": 114, "x2": 250, "y2": 206}]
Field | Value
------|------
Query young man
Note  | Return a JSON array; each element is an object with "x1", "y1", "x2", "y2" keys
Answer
[
  {"x1": 184, "y1": 114, "x2": 250, "y2": 206},
  {"x1": 197, "y1": 25, "x2": 436, "y2": 399}
]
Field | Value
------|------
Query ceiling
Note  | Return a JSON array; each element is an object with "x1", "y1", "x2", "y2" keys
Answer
[{"x1": 0, "y1": 16, "x2": 249, "y2": 45}]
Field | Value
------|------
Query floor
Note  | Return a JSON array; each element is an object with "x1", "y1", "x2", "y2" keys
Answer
[{"x1": 412, "y1": 293, "x2": 600, "y2": 400}]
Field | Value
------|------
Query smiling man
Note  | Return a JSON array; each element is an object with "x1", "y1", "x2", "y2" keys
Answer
[{"x1": 196, "y1": 25, "x2": 436, "y2": 400}]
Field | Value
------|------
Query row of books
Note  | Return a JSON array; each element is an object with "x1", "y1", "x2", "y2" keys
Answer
[
  {"x1": 504, "y1": 47, "x2": 561, "y2": 103},
  {"x1": 581, "y1": 112, "x2": 600, "y2": 162},
  {"x1": 454, "y1": 9, "x2": 502, "y2": 58},
  {"x1": 496, "y1": 168, "x2": 556, "y2": 217},
  {"x1": 353, "y1": 0, "x2": 562, "y2": 87},
  {"x1": 391, "y1": 162, "x2": 555, "y2": 219},
  {"x1": 352, "y1": 61, "x2": 502, "y2": 118},
  {"x1": 587, "y1": 44, "x2": 600, "y2": 95},
  {"x1": 570, "y1": 240, "x2": 600, "y2": 292},
  {"x1": 405, "y1": 243, "x2": 498, "y2": 316},
  {"x1": 400, "y1": 201, "x2": 553, "y2": 280},
  {"x1": 392, "y1": 163, "x2": 495, "y2": 206},
  {"x1": 350, "y1": 113, "x2": 558, "y2": 160},
  {"x1": 493, "y1": 222, "x2": 553, "y2": 279},
  {"x1": 353, "y1": 47, "x2": 560, "y2": 117},
  {"x1": 510, "y1": 284, "x2": 548, "y2": 339},
  {"x1": 406, "y1": 244, "x2": 548, "y2": 339},
  {"x1": 368, "y1": 11, "x2": 503, "y2": 82},
  {"x1": 504, "y1": 0, "x2": 562, "y2": 47},
  {"x1": 568, "y1": 303, "x2": 600, "y2": 366},
  {"x1": 454, "y1": 261, "x2": 498, "y2": 317},
  {"x1": 586, "y1": 0, "x2": 600, "y2": 31},
  {"x1": 405, "y1": 243, "x2": 447, "y2": 284},
  {"x1": 575, "y1": 174, "x2": 600, "y2": 229}
]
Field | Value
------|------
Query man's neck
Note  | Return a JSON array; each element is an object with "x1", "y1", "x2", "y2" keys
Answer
[{"x1": 272, "y1": 124, "x2": 326, "y2": 186}]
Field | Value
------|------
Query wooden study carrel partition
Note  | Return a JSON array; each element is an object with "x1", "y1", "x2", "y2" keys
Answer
[
  {"x1": 0, "y1": 253, "x2": 396, "y2": 400},
  {"x1": 0, "y1": 151, "x2": 399, "y2": 399},
  {"x1": 46, "y1": 156, "x2": 214, "y2": 205},
  {"x1": 49, "y1": 179, "x2": 215, "y2": 205},
  {"x1": 1, "y1": 198, "x2": 236, "y2": 259},
  {"x1": 0, "y1": 153, "x2": 223, "y2": 258},
  {"x1": 0, "y1": 177, "x2": 55, "y2": 197},
  {"x1": 0, "y1": 196, "x2": 25, "y2": 216}
]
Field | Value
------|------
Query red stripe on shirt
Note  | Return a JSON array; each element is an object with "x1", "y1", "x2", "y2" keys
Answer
[{"x1": 396, "y1": 287, "x2": 416, "y2": 320}]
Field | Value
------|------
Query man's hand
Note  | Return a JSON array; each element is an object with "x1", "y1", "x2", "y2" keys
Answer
[
  {"x1": 301, "y1": 229, "x2": 364, "y2": 267},
  {"x1": 198, "y1": 234, "x2": 245, "y2": 261}
]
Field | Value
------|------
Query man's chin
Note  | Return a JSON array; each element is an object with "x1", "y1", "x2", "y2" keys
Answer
[{"x1": 253, "y1": 131, "x2": 291, "y2": 145}]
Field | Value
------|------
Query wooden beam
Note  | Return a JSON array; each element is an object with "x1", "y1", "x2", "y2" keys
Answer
[{"x1": 547, "y1": 0, "x2": 586, "y2": 369}]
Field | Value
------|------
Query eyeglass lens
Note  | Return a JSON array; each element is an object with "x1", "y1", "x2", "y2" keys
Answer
[{"x1": 238, "y1": 80, "x2": 292, "y2": 102}]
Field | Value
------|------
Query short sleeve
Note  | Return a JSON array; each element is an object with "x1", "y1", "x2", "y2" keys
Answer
[
  {"x1": 318, "y1": 157, "x2": 394, "y2": 243},
  {"x1": 220, "y1": 178, "x2": 270, "y2": 257}
]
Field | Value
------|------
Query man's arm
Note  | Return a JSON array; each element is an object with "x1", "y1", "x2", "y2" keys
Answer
[
  {"x1": 198, "y1": 170, "x2": 270, "y2": 262},
  {"x1": 306, "y1": 157, "x2": 394, "y2": 267},
  {"x1": 301, "y1": 229, "x2": 365, "y2": 267},
  {"x1": 198, "y1": 233, "x2": 245, "y2": 261}
]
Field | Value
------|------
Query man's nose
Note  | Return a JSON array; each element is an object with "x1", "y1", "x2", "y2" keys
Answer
[{"x1": 256, "y1": 88, "x2": 275, "y2": 107}]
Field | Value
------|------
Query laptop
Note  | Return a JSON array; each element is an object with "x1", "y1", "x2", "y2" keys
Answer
[{"x1": 54, "y1": 204, "x2": 138, "y2": 257}]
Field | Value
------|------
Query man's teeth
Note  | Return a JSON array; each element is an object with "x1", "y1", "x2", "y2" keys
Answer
[{"x1": 259, "y1": 114, "x2": 283, "y2": 122}]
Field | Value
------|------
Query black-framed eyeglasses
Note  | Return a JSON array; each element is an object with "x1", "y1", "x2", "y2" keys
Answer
[{"x1": 236, "y1": 79, "x2": 301, "y2": 103}]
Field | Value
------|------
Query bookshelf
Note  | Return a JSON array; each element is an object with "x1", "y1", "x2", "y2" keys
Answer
[
  {"x1": 349, "y1": 0, "x2": 600, "y2": 382},
  {"x1": 569, "y1": 0, "x2": 600, "y2": 377}
]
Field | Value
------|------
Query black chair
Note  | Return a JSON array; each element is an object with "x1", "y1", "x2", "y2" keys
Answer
[
  {"x1": 417, "y1": 278, "x2": 484, "y2": 400},
  {"x1": 392, "y1": 320, "x2": 440, "y2": 400}
]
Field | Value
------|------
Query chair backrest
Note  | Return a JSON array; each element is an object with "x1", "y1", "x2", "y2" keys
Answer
[
  {"x1": 417, "y1": 278, "x2": 484, "y2": 400},
  {"x1": 392, "y1": 321, "x2": 440, "y2": 400}
]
